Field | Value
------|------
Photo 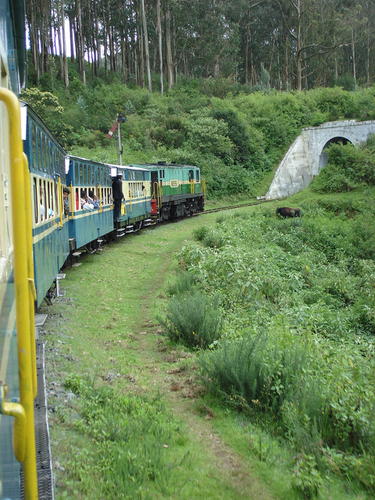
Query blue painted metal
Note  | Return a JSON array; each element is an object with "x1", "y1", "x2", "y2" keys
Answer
[
  {"x1": 116, "y1": 165, "x2": 151, "y2": 226},
  {"x1": 23, "y1": 104, "x2": 70, "y2": 306},
  {"x1": 0, "y1": 0, "x2": 26, "y2": 93},
  {"x1": 32, "y1": 222, "x2": 69, "y2": 306},
  {"x1": 67, "y1": 156, "x2": 114, "y2": 249}
]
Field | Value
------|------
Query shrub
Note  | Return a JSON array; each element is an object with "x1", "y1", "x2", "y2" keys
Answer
[
  {"x1": 160, "y1": 292, "x2": 222, "y2": 348},
  {"x1": 200, "y1": 333, "x2": 309, "y2": 413},
  {"x1": 166, "y1": 272, "x2": 198, "y2": 296},
  {"x1": 311, "y1": 163, "x2": 356, "y2": 193},
  {"x1": 292, "y1": 454, "x2": 323, "y2": 499},
  {"x1": 193, "y1": 226, "x2": 210, "y2": 242}
]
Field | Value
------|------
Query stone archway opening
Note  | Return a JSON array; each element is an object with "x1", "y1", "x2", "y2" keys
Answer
[{"x1": 319, "y1": 136, "x2": 352, "y2": 170}]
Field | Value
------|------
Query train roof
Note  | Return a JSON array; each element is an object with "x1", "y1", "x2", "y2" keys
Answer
[
  {"x1": 106, "y1": 162, "x2": 150, "y2": 172},
  {"x1": 21, "y1": 102, "x2": 66, "y2": 151},
  {"x1": 131, "y1": 162, "x2": 199, "y2": 169},
  {"x1": 68, "y1": 155, "x2": 111, "y2": 168}
]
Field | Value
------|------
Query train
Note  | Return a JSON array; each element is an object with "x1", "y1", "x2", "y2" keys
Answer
[{"x1": 0, "y1": 1, "x2": 205, "y2": 498}]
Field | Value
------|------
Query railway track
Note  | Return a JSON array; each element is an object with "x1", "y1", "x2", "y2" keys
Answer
[{"x1": 201, "y1": 198, "x2": 273, "y2": 215}]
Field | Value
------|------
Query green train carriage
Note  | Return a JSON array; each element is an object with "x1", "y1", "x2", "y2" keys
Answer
[{"x1": 133, "y1": 162, "x2": 205, "y2": 221}]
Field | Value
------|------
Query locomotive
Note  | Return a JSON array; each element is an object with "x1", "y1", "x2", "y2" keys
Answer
[{"x1": 0, "y1": 1, "x2": 205, "y2": 498}]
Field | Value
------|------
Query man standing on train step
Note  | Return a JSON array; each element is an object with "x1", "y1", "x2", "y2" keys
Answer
[{"x1": 112, "y1": 174, "x2": 124, "y2": 222}]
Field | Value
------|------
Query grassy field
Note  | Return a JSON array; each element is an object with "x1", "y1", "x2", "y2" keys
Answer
[{"x1": 40, "y1": 189, "x2": 374, "y2": 499}]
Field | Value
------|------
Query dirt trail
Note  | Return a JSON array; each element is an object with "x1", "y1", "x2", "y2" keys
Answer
[{"x1": 127, "y1": 228, "x2": 275, "y2": 500}]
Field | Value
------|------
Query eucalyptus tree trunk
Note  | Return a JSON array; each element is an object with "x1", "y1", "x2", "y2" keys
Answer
[
  {"x1": 351, "y1": 27, "x2": 357, "y2": 89},
  {"x1": 141, "y1": 0, "x2": 152, "y2": 91},
  {"x1": 60, "y1": 1, "x2": 69, "y2": 87},
  {"x1": 165, "y1": 5, "x2": 174, "y2": 89},
  {"x1": 156, "y1": 0, "x2": 164, "y2": 94},
  {"x1": 76, "y1": 0, "x2": 86, "y2": 84}
]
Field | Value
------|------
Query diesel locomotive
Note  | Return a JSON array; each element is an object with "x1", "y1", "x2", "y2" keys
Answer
[{"x1": 0, "y1": 1, "x2": 205, "y2": 498}]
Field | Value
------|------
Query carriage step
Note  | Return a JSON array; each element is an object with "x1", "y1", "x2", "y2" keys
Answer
[
  {"x1": 97, "y1": 239, "x2": 104, "y2": 243},
  {"x1": 116, "y1": 231, "x2": 126, "y2": 238},
  {"x1": 144, "y1": 219, "x2": 156, "y2": 226},
  {"x1": 72, "y1": 251, "x2": 82, "y2": 257}
]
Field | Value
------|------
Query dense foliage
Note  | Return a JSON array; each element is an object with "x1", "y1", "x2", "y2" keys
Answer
[
  {"x1": 21, "y1": 82, "x2": 375, "y2": 199},
  {"x1": 163, "y1": 189, "x2": 375, "y2": 496},
  {"x1": 27, "y1": 0, "x2": 375, "y2": 91},
  {"x1": 311, "y1": 136, "x2": 375, "y2": 193}
]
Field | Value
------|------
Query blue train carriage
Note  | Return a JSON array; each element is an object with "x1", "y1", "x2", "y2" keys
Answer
[
  {"x1": 22, "y1": 103, "x2": 70, "y2": 306},
  {"x1": 1, "y1": 2, "x2": 39, "y2": 499},
  {"x1": 110, "y1": 164, "x2": 152, "y2": 234},
  {"x1": 66, "y1": 155, "x2": 113, "y2": 249},
  {"x1": 138, "y1": 162, "x2": 205, "y2": 220}
]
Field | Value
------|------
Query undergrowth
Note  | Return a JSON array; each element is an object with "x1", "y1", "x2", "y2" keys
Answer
[
  {"x1": 61, "y1": 375, "x2": 186, "y2": 499},
  {"x1": 163, "y1": 190, "x2": 375, "y2": 497}
]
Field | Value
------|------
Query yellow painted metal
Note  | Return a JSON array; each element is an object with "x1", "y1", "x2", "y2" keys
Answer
[
  {"x1": 23, "y1": 154, "x2": 37, "y2": 398},
  {"x1": 57, "y1": 177, "x2": 63, "y2": 227},
  {"x1": 0, "y1": 385, "x2": 26, "y2": 462},
  {"x1": 98, "y1": 185, "x2": 103, "y2": 213},
  {"x1": 0, "y1": 88, "x2": 38, "y2": 499},
  {"x1": 69, "y1": 183, "x2": 74, "y2": 214},
  {"x1": 201, "y1": 179, "x2": 207, "y2": 197}
]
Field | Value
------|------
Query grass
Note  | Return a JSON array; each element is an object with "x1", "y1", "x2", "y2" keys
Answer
[
  {"x1": 40, "y1": 188, "x2": 375, "y2": 499},
  {"x1": 42, "y1": 215, "x2": 275, "y2": 499}
]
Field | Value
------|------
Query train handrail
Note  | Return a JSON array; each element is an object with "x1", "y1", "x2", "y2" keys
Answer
[
  {"x1": 0, "y1": 88, "x2": 38, "y2": 500},
  {"x1": 23, "y1": 153, "x2": 37, "y2": 398},
  {"x1": 0, "y1": 385, "x2": 26, "y2": 462}
]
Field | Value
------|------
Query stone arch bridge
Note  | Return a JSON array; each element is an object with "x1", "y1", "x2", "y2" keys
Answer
[{"x1": 265, "y1": 120, "x2": 375, "y2": 200}]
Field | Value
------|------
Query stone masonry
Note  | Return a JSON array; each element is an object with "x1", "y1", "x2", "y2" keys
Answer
[{"x1": 265, "y1": 120, "x2": 375, "y2": 200}]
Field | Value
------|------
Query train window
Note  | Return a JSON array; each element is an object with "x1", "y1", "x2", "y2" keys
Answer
[
  {"x1": 75, "y1": 187, "x2": 80, "y2": 210},
  {"x1": 32, "y1": 123, "x2": 37, "y2": 167},
  {"x1": 54, "y1": 183, "x2": 58, "y2": 216},
  {"x1": 40, "y1": 134, "x2": 45, "y2": 171},
  {"x1": 75, "y1": 163, "x2": 79, "y2": 183},
  {"x1": 38, "y1": 179, "x2": 45, "y2": 222},
  {"x1": 48, "y1": 142, "x2": 52, "y2": 173},
  {"x1": 195, "y1": 170, "x2": 200, "y2": 182},
  {"x1": 33, "y1": 177, "x2": 38, "y2": 223},
  {"x1": 48, "y1": 181, "x2": 55, "y2": 218},
  {"x1": 189, "y1": 170, "x2": 194, "y2": 181}
]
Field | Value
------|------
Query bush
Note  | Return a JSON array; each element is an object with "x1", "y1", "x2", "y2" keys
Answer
[
  {"x1": 160, "y1": 292, "x2": 222, "y2": 348},
  {"x1": 166, "y1": 272, "x2": 198, "y2": 296},
  {"x1": 200, "y1": 333, "x2": 309, "y2": 413},
  {"x1": 311, "y1": 163, "x2": 356, "y2": 193}
]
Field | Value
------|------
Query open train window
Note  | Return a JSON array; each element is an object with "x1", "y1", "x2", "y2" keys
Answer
[
  {"x1": 195, "y1": 170, "x2": 200, "y2": 182},
  {"x1": 32, "y1": 123, "x2": 37, "y2": 167},
  {"x1": 33, "y1": 177, "x2": 38, "y2": 223},
  {"x1": 75, "y1": 187, "x2": 80, "y2": 210},
  {"x1": 189, "y1": 169, "x2": 194, "y2": 181}
]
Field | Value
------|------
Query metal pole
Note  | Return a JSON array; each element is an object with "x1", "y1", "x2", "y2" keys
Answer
[{"x1": 117, "y1": 120, "x2": 122, "y2": 165}]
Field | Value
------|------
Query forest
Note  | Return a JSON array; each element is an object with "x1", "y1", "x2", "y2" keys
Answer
[{"x1": 27, "y1": 0, "x2": 374, "y2": 92}]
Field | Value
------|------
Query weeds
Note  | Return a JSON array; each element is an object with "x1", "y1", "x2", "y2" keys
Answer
[
  {"x1": 160, "y1": 291, "x2": 222, "y2": 348},
  {"x1": 63, "y1": 376, "x2": 183, "y2": 498},
  {"x1": 171, "y1": 189, "x2": 375, "y2": 494}
]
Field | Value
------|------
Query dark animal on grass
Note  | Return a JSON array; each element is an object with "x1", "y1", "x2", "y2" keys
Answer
[{"x1": 276, "y1": 207, "x2": 302, "y2": 218}]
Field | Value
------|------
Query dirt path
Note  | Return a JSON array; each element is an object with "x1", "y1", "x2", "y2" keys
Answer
[
  {"x1": 124, "y1": 221, "x2": 274, "y2": 499},
  {"x1": 44, "y1": 215, "x2": 275, "y2": 499}
]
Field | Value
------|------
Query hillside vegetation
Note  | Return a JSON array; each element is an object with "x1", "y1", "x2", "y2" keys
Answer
[
  {"x1": 161, "y1": 139, "x2": 375, "y2": 497},
  {"x1": 21, "y1": 79, "x2": 375, "y2": 198}
]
